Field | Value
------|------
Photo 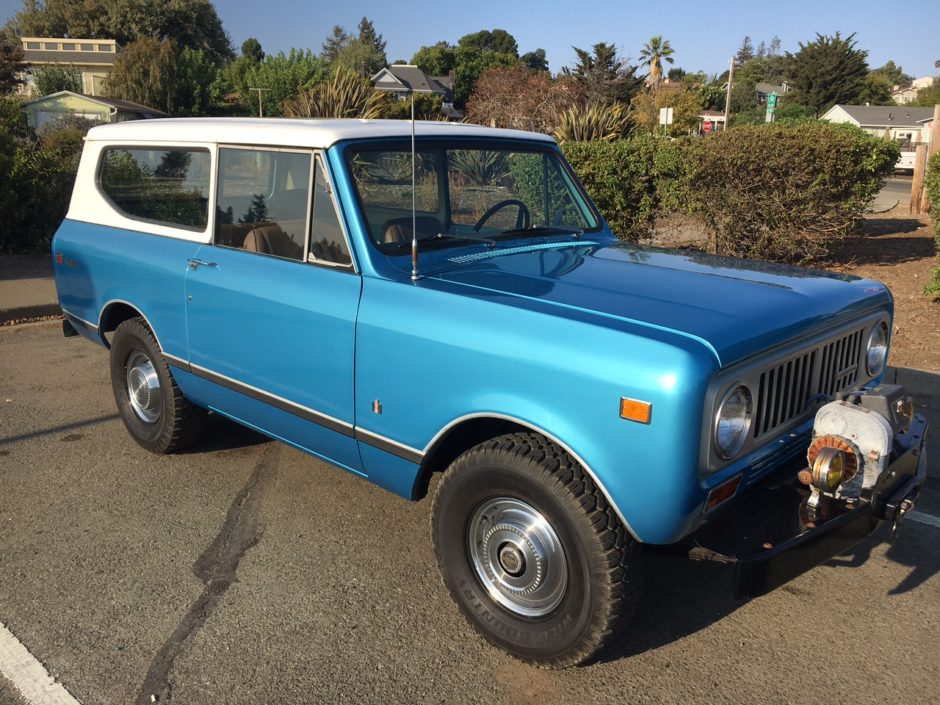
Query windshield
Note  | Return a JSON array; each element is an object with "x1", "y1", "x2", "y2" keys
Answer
[{"x1": 346, "y1": 143, "x2": 600, "y2": 254}]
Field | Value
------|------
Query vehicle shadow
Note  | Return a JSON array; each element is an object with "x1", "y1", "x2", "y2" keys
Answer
[{"x1": 180, "y1": 412, "x2": 270, "y2": 454}]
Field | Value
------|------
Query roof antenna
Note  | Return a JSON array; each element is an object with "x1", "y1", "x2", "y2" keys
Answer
[{"x1": 372, "y1": 66, "x2": 435, "y2": 281}]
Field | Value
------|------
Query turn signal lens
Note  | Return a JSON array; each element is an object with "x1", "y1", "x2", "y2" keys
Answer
[
  {"x1": 706, "y1": 474, "x2": 742, "y2": 511},
  {"x1": 620, "y1": 397, "x2": 652, "y2": 424}
]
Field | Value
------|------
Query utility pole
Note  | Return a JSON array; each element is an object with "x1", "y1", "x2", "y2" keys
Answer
[
  {"x1": 249, "y1": 87, "x2": 270, "y2": 117},
  {"x1": 723, "y1": 57, "x2": 735, "y2": 131}
]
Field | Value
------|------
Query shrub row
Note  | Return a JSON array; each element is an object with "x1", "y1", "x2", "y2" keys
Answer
[
  {"x1": 562, "y1": 121, "x2": 899, "y2": 262},
  {"x1": 924, "y1": 152, "x2": 940, "y2": 300}
]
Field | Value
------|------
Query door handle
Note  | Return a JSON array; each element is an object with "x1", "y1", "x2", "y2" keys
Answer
[{"x1": 188, "y1": 258, "x2": 217, "y2": 270}]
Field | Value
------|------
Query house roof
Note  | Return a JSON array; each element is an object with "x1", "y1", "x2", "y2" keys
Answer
[
  {"x1": 372, "y1": 65, "x2": 448, "y2": 95},
  {"x1": 85, "y1": 118, "x2": 556, "y2": 149},
  {"x1": 828, "y1": 104, "x2": 933, "y2": 128},
  {"x1": 22, "y1": 50, "x2": 116, "y2": 66},
  {"x1": 755, "y1": 82, "x2": 787, "y2": 95},
  {"x1": 24, "y1": 91, "x2": 168, "y2": 117}
]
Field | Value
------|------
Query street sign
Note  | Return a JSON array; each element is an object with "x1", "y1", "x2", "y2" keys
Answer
[
  {"x1": 702, "y1": 121, "x2": 713, "y2": 134},
  {"x1": 767, "y1": 92, "x2": 778, "y2": 109},
  {"x1": 659, "y1": 107, "x2": 674, "y2": 126}
]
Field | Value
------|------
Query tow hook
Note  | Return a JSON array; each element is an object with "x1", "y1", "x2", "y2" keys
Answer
[{"x1": 891, "y1": 498, "x2": 914, "y2": 541}]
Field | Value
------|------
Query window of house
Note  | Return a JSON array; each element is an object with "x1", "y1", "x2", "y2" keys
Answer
[
  {"x1": 62, "y1": 43, "x2": 76, "y2": 51},
  {"x1": 309, "y1": 155, "x2": 352, "y2": 267},
  {"x1": 215, "y1": 148, "x2": 311, "y2": 262},
  {"x1": 80, "y1": 43, "x2": 94, "y2": 51},
  {"x1": 25, "y1": 42, "x2": 40, "y2": 50},
  {"x1": 98, "y1": 147, "x2": 211, "y2": 230},
  {"x1": 44, "y1": 42, "x2": 60, "y2": 51},
  {"x1": 97, "y1": 44, "x2": 113, "y2": 52}
]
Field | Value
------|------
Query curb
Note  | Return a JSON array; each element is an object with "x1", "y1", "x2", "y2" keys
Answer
[{"x1": 0, "y1": 303, "x2": 62, "y2": 325}]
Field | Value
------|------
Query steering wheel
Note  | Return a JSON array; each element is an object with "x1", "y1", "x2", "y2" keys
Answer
[{"x1": 472, "y1": 199, "x2": 531, "y2": 232}]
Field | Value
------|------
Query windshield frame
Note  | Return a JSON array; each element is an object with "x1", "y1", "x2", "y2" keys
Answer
[{"x1": 341, "y1": 136, "x2": 605, "y2": 257}]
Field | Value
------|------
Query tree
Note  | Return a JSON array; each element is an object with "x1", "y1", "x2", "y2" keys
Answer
[
  {"x1": 6, "y1": 0, "x2": 233, "y2": 65},
  {"x1": 912, "y1": 78, "x2": 940, "y2": 107},
  {"x1": 32, "y1": 65, "x2": 81, "y2": 95},
  {"x1": 736, "y1": 36, "x2": 754, "y2": 64},
  {"x1": 869, "y1": 60, "x2": 911, "y2": 88},
  {"x1": 0, "y1": 33, "x2": 25, "y2": 93},
  {"x1": 786, "y1": 33, "x2": 869, "y2": 116},
  {"x1": 356, "y1": 17, "x2": 386, "y2": 56},
  {"x1": 241, "y1": 37, "x2": 264, "y2": 63},
  {"x1": 769, "y1": 36, "x2": 782, "y2": 56},
  {"x1": 453, "y1": 29, "x2": 520, "y2": 107},
  {"x1": 240, "y1": 49, "x2": 330, "y2": 117},
  {"x1": 281, "y1": 67, "x2": 386, "y2": 119},
  {"x1": 412, "y1": 41, "x2": 456, "y2": 76},
  {"x1": 639, "y1": 35, "x2": 674, "y2": 89},
  {"x1": 105, "y1": 37, "x2": 178, "y2": 113},
  {"x1": 631, "y1": 83, "x2": 703, "y2": 136},
  {"x1": 521, "y1": 48, "x2": 548, "y2": 72},
  {"x1": 562, "y1": 42, "x2": 642, "y2": 104},
  {"x1": 321, "y1": 25, "x2": 350, "y2": 63},
  {"x1": 859, "y1": 73, "x2": 894, "y2": 105},
  {"x1": 173, "y1": 46, "x2": 217, "y2": 116},
  {"x1": 466, "y1": 65, "x2": 584, "y2": 133}
]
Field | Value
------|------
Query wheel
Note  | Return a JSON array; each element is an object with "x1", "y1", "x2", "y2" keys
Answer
[
  {"x1": 431, "y1": 433, "x2": 642, "y2": 667},
  {"x1": 109, "y1": 318, "x2": 206, "y2": 454},
  {"x1": 472, "y1": 199, "x2": 531, "y2": 232}
]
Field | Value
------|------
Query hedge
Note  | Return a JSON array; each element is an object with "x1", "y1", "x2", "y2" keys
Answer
[{"x1": 924, "y1": 152, "x2": 940, "y2": 300}]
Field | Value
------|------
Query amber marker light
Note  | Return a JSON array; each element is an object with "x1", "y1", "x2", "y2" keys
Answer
[
  {"x1": 620, "y1": 397, "x2": 652, "y2": 424},
  {"x1": 706, "y1": 474, "x2": 742, "y2": 511}
]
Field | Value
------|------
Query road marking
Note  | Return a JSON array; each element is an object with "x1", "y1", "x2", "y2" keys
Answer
[
  {"x1": 0, "y1": 622, "x2": 81, "y2": 705},
  {"x1": 907, "y1": 510, "x2": 940, "y2": 529}
]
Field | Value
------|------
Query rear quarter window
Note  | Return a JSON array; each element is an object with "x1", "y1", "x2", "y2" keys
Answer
[{"x1": 98, "y1": 147, "x2": 211, "y2": 230}]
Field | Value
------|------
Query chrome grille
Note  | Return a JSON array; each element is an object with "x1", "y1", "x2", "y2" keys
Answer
[{"x1": 753, "y1": 327, "x2": 864, "y2": 439}]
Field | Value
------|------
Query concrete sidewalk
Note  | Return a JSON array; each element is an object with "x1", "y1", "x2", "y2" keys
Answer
[{"x1": 0, "y1": 255, "x2": 60, "y2": 324}]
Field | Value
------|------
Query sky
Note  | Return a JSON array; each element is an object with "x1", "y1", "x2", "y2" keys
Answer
[{"x1": 2, "y1": 0, "x2": 938, "y2": 79}]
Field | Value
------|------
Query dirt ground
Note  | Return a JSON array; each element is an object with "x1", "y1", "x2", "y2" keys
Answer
[{"x1": 827, "y1": 210, "x2": 940, "y2": 372}]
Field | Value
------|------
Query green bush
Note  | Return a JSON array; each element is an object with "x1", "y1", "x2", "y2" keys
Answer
[
  {"x1": 925, "y1": 153, "x2": 940, "y2": 301},
  {"x1": 684, "y1": 122, "x2": 899, "y2": 261},
  {"x1": 562, "y1": 135, "x2": 680, "y2": 240}
]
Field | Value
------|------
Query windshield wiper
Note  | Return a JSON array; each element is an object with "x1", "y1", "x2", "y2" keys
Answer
[
  {"x1": 429, "y1": 232, "x2": 497, "y2": 248},
  {"x1": 496, "y1": 225, "x2": 585, "y2": 239}
]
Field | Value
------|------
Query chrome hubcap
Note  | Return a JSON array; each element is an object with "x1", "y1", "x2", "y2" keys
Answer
[
  {"x1": 468, "y1": 497, "x2": 567, "y2": 617},
  {"x1": 126, "y1": 351, "x2": 162, "y2": 424}
]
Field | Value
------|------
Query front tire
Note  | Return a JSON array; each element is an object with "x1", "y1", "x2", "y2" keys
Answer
[
  {"x1": 110, "y1": 318, "x2": 206, "y2": 454},
  {"x1": 431, "y1": 433, "x2": 642, "y2": 667}
]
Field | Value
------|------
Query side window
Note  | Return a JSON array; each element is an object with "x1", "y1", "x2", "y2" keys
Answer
[
  {"x1": 309, "y1": 156, "x2": 352, "y2": 267},
  {"x1": 98, "y1": 147, "x2": 210, "y2": 229},
  {"x1": 215, "y1": 148, "x2": 310, "y2": 262}
]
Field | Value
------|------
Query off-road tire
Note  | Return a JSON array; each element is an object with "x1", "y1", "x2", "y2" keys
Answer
[
  {"x1": 431, "y1": 432, "x2": 642, "y2": 667},
  {"x1": 110, "y1": 318, "x2": 206, "y2": 454}
]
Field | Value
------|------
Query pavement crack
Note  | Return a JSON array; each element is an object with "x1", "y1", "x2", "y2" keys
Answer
[{"x1": 135, "y1": 444, "x2": 279, "y2": 705}]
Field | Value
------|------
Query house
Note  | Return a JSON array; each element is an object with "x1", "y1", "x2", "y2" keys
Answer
[
  {"x1": 371, "y1": 65, "x2": 463, "y2": 119},
  {"x1": 755, "y1": 82, "x2": 788, "y2": 105},
  {"x1": 699, "y1": 110, "x2": 726, "y2": 133},
  {"x1": 23, "y1": 91, "x2": 168, "y2": 129},
  {"x1": 891, "y1": 76, "x2": 935, "y2": 105},
  {"x1": 821, "y1": 104, "x2": 934, "y2": 170},
  {"x1": 20, "y1": 37, "x2": 118, "y2": 97}
]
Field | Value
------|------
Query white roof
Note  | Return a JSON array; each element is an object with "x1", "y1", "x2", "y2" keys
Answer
[{"x1": 84, "y1": 117, "x2": 556, "y2": 148}]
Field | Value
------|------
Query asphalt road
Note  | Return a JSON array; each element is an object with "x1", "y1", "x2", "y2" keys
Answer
[
  {"x1": 1, "y1": 322, "x2": 938, "y2": 705},
  {"x1": 871, "y1": 176, "x2": 914, "y2": 212}
]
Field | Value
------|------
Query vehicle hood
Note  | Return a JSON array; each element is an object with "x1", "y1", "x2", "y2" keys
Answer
[{"x1": 427, "y1": 241, "x2": 891, "y2": 366}]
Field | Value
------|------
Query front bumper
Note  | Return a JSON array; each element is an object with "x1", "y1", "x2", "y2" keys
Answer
[{"x1": 692, "y1": 411, "x2": 927, "y2": 600}]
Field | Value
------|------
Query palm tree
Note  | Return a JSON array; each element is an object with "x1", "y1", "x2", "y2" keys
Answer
[{"x1": 639, "y1": 35, "x2": 675, "y2": 90}]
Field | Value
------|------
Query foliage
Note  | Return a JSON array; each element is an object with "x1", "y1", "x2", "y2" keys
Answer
[
  {"x1": 0, "y1": 94, "x2": 31, "y2": 140},
  {"x1": 926, "y1": 151, "x2": 940, "y2": 298},
  {"x1": 521, "y1": 49, "x2": 548, "y2": 72},
  {"x1": 240, "y1": 37, "x2": 263, "y2": 63},
  {"x1": 172, "y1": 47, "x2": 218, "y2": 116},
  {"x1": 6, "y1": 0, "x2": 233, "y2": 65},
  {"x1": 639, "y1": 35, "x2": 674, "y2": 88},
  {"x1": 234, "y1": 49, "x2": 330, "y2": 117},
  {"x1": 31, "y1": 64, "x2": 81, "y2": 95},
  {"x1": 281, "y1": 68, "x2": 386, "y2": 119},
  {"x1": 683, "y1": 122, "x2": 899, "y2": 261},
  {"x1": 785, "y1": 32, "x2": 869, "y2": 116},
  {"x1": 561, "y1": 135, "x2": 677, "y2": 239},
  {"x1": 467, "y1": 65, "x2": 584, "y2": 133},
  {"x1": 869, "y1": 60, "x2": 911, "y2": 89},
  {"x1": 35, "y1": 113, "x2": 95, "y2": 165},
  {"x1": 412, "y1": 41, "x2": 456, "y2": 76},
  {"x1": 630, "y1": 84, "x2": 703, "y2": 136},
  {"x1": 1, "y1": 32, "x2": 25, "y2": 93},
  {"x1": 562, "y1": 42, "x2": 643, "y2": 105},
  {"x1": 912, "y1": 78, "x2": 940, "y2": 107},
  {"x1": 333, "y1": 17, "x2": 388, "y2": 77},
  {"x1": 451, "y1": 149, "x2": 510, "y2": 186},
  {"x1": 554, "y1": 102, "x2": 630, "y2": 143},
  {"x1": 379, "y1": 93, "x2": 443, "y2": 120},
  {"x1": 736, "y1": 36, "x2": 755, "y2": 64},
  {"x1": 858, "y1": 72, "x2": 894, "y2": 105},
  {"x1": 105, "y1": 37, "x2": 178, "y2": 113},
  {"x1": 727, "y1": 54, "x2": 788, "y2": 114},
  {"x1": 454, "y1": 28, "x2": 521, "y2": 107},
  {"x1": 321, "y1": 25, "x2": 350, "y2": 63}
]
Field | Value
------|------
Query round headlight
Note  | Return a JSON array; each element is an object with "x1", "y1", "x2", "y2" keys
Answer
[
  {"x1": 866, "y1": 321, "x2": 889, "y2": 377},
  {"x1": 714, "y1": 385, "x2": 752, "y2": 460}
]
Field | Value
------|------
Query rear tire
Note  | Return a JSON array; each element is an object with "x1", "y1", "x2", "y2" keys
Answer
[
  {"x1": 110, "y1": 318, "x2": 206, "y2": 454},
  {"x1": 431, "y1": 432, "x2": 642, "y2": 667}
]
